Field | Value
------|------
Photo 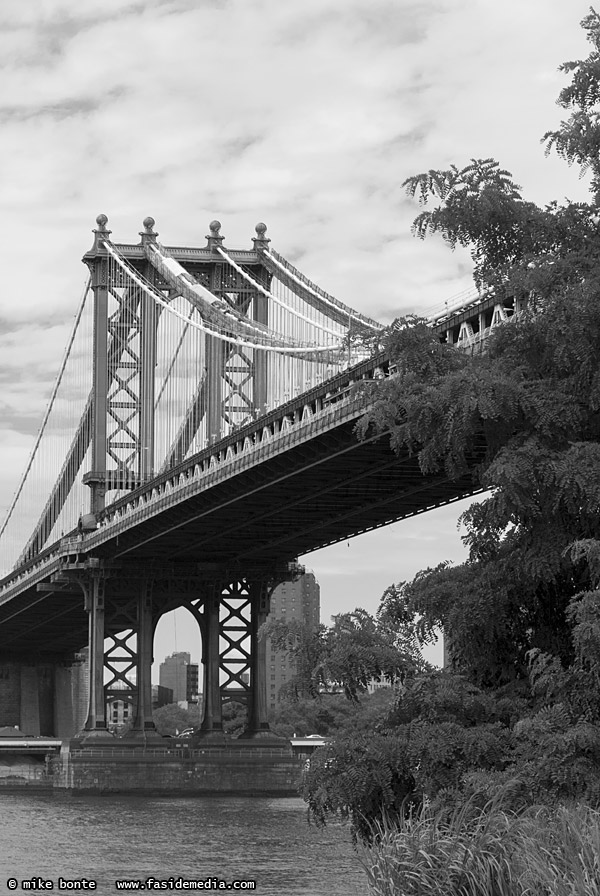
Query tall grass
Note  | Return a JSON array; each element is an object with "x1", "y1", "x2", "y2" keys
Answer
[{"x1": 360, "y1": 794, "x2": 600, "y2": 895}]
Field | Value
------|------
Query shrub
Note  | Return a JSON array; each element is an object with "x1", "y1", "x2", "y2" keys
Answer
[{"x1": 360, "y1": 797, "x2": 600, "y2": 896}]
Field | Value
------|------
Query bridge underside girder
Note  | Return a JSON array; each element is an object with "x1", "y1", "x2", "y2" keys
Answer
[
  {"x1": 0, "y1": 587, "x2": 88, "y2": 659},
  {"x1": 89, "y1": 422, "x2": 482, "y2": 568},
  {"x1": 0, "y1": 426, "x2": 481, "y2": 658}
]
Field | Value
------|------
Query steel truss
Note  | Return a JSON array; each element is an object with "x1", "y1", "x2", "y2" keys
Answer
[{"x1": 55, "y1": 560, "x2": 295, "y2": 743}]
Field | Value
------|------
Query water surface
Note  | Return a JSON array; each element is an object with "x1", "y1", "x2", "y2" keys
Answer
[{"x1": 1, "y1": 793, "x2": 367, "y2": 895}]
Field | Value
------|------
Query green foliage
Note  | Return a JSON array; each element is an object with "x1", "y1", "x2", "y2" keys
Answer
[
  {"x1": 383, "y1": 672, "x2": 525, "y2": 729},
  {"x1": 403, "y1": 158, "x2": 548, "y2": 290},
  {"x1": 321, "y1": 609, "x2": 425, "y2": 700},
  {"x1": 221, "y1": 700, "x2": 247, "y2": 737},
  {"x1": 544, "y1": 8, "x2": 600, "y2": 200},
  {"x1": 262, "y1": 617, "x2": 328, "y2": 700},
  {"x1": 304, "y1": 10, "x2": 600, "y2": 850},
  {"x1": 302, "y1": 667, "x2": 600, "y2": 840},
  {"x1": 509, "y1": 704, "x2": 600, "y2": 806},
  {"x1": 360, "y1": 799, "x2": 600, "y2": 896},
  {"x1": 152, "y1": 702, "x2": 202, "y2": 736},
  {"x1": 357, "y1": 179, "x2": 600, "y2": 689},
  {"x1": 269, "y1": 689, "x2": 395, "y2": 739},
  {"x1": 302, "y1": 731, "x2": 416, "y2": 844},
  {"x1": 262, "y1": 607, "x2": 427, "y2": 703},
  {"x1": 302, "y1": 672, "x2": 523, "y2": 840}
]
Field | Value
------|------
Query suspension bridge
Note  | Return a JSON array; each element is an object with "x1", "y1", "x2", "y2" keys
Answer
[{"x1": 0, "y1": 215, "x2": 520, "y2": 750}]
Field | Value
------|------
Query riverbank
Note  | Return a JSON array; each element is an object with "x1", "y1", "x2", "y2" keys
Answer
[{"x1": 360, "y1": 800, "x2": 600, "y2": 895}]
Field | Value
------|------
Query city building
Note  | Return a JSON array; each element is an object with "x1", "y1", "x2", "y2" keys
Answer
[
  {"x1": 265, "y1": 571, "x2": 320, "y2": 710},
  {"x1": 107, "y1": 684, "x2": 175, "y2": 732},
  {"x1": 158, "y1": 651, "x2": 199, "y2": 707},
  {"x1": 152, "y1": 684, "x2": 173, "y2": 708},
  {"x1": 186, "y1": 663, "x2": 199, "y2": 704},
  {"x1": 107, "y1": 696, "x2": 133, "y2": 730},
  {"x1": 106, "y1": 672, "x2": 136, "y2": 732}
]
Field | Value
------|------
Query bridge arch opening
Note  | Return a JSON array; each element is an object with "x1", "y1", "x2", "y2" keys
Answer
[{"x1": 151, "y1": 605, "x2": 204, "y2": 735}]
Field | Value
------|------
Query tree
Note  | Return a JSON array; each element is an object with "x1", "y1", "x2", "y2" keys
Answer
[
  {"x1": 402, "y1": 159, "x2": 550, "y2": 291},
  {"x1": 355, "y1": 12, "x2": 600, "y2": 683},
  {"x1": 269, "y1": 688, "x2": 397, "y2": 739},
  {"x1": 543, "y1": 7, "x2": 600, "y2": 201},
  {"x1": 221, "y1": 700, "x2": 247, "y2": 737},
  {"x1": 262, "y1": 607, "x2": 427, "y2": 703},
  {"x1": 356, "y1": 276, "x2": 600, "y2": 685},
  {"x1": 153, "y1": 702, "x2": 201, "y2": 736},
  {"x1": 262, "y1": 618, "x2": 328, "y2": 701},
  {"x1": 302, "y1": 670, "x2": 519, "y2": 842},
  {"x1": 303, "y1": 10, "x2": 600, "y2": 839}
]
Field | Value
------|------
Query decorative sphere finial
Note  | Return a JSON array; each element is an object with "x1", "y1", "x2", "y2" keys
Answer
[
  {"x1": 96, "y1": 213, "x2": 108, "y2": 230},
  {"x1": 143, "y1": 216, "x2": 155, "y2": 232},
  {"x1": 252, "y1": 221, "x2": 270, "y2": 249},
  {"x1": 206, "y1": 220, "x2": 224, "y2": 249}
]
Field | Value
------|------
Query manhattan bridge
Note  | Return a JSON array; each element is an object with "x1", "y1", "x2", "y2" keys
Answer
[{"x1": 0, "y1": 215, "x2": 522, "y2": 745}]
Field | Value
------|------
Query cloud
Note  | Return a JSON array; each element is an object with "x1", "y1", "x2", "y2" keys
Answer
[{"x1": 0, "y1": 0, "x2": 594, "y2": 615}]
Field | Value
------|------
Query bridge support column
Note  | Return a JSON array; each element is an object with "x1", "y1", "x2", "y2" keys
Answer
[
  {"x1": 199, "y1": 593, "x2": 224, "y2": 739},
  {"x1": 54, "y1": 664, "x2": 77, "y2": 739},
  {"x1": 82, "y1": 573, "x2": 109, "y2": 739},
  {"x1": 19, "y1": 666, "x2": 41, "y2": 736},
  {"x1": 0, "y1": 661, "x2": 75, "y2": 737},
  {"x1": 205, "y1": 335, "x2": 225, "y2": 442},
  {"x1": 86, "y1": 217, "x2": 110, "y2": 516},
  {"x1": 128, "y1": 583, "x2": 162, "y2": 743},
  {"x1": 239, "y1": 582, "x2": 272, "y2": 739},
  {"x1": 198, "y1": 568, "x2": 296, "y2": 742}
]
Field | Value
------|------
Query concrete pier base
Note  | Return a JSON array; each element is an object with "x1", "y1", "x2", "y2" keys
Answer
[{"x1": 55, "y1": 741, "x2": 304, "y2": 795}]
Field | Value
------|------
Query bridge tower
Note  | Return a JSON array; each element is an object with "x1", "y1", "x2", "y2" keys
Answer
[
  {"x1": 74, "y1": 215, "x2": 285, "y2": 745},
  {"x1": 82, "y1": 214, "x2": 272, "y2": 515}
]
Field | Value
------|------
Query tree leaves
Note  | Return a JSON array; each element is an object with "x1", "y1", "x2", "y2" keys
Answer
[
  {"x1": 261, "y1": 608, "x2": 427, "y2": 704},
  {"x1": 303, "y1": 12, "x2": 600, "y2": 841},
  {"x1": 401, "y1": 159, "x2": 551, "y2": 289},
  {"x1": 544, "y1": 9, "x2": 600, "y2": 197}
]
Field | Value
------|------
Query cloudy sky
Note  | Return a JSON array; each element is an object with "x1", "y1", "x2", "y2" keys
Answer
[{"x1": 0, "y1": 0, "x2": 594, "y2": 669}]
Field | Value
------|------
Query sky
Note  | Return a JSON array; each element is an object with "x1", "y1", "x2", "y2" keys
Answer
[{"x1": 0, "y1": 0, "x2": 594, "y2": 674}]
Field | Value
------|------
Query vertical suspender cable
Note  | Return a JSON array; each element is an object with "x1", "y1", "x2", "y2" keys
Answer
[{"x1": 0, "y1": 277, "x2": 92, "y2": 542}]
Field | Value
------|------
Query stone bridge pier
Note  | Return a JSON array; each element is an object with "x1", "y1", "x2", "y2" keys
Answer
[
  {"x1": 0, "y1": 558, "x2": 297, "y2": 743},
  {"x1": 46, "y1": 558, "x2": 298, "y2": 746},
  {"x1": 0, "y1": 658, "x2": 87, "y2": 738}
]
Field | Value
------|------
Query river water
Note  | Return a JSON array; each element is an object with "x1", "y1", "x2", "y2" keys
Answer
[{"x1": 0, "y1": 793, "x2": 368, "y2": 896}]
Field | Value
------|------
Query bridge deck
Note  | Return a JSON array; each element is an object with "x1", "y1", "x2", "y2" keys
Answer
[{"x1": 0, "y1": 355, "x2": 484, "y2": 658}]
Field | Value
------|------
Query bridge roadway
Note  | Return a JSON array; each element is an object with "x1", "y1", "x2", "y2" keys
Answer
[{"x1": 0, "y1": 351, "x2": 483, "y2": 659}]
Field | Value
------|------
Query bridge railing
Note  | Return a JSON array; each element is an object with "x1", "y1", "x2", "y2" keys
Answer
[
  {"x1": 69, "y1": 746, "x2": 297, "y2": 758},
  {"x1": 0, "y1": 298, "x2": 523, "y2": 595},
  {"x1": 0, "y1": 542, "x2": 65, "y2": 598},
  {"x1": 0, "y1": 352, "x2": 392, "y2": 595},
  {"x1": 85, "y1": 354, "x2": 390, "y2": 543}
]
